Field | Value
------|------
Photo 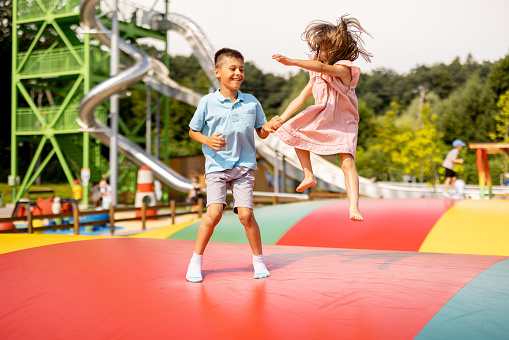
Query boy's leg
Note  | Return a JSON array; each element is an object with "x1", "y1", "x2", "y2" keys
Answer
[
  {"x1": 231, "y1": 168, "x2": 270, "y2": 279},
  {"x1": 186, "y1": 172, "x2": 228, "y2": 283},
  {"x1": 186, "y1": 204, "x2": 223, "y2": 283},
  {"x1": 443, "y1": 176, "x2": 452, "y2": 197},
  {"x1": 340, "y1": 153, "x2": 363, "y2": 222},
  {"x1": 237, "y1": 207, "x2": 262, "y2": 255},
  {"x1": 194, "y1": 204, "x2": 224, "y2": 255},
  {"x1": 294, "y1": 148, "x2": 317, "y2": 192},
  {"x1": 238, "y1": 207, "x2": 270, "y2": 279},
  {"x1": 450, "y1": 176, "x2": 457, "y2": 191}
]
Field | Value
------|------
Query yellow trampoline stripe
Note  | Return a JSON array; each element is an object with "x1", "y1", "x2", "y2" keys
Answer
[
  {"x1": 128, "y1": 218, "x2": 202, "y2": 239},
  {"x1": 419, "y1": 200, "x2": 509, "y2": 256},
  {"x1": 0, "y1": 234, "x2": 112, "y2": 255}
]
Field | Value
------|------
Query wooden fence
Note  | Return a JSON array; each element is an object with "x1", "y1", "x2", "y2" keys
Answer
[
  {"x1": 0, "y1": 191, "x2": 345, "y2": 236},
  {"x1": 0, "y1": 199, "x2": 203, "y2": 236}
]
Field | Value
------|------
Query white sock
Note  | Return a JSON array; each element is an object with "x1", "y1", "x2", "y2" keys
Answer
[
  {"x1": 186, "y1": 252, "x2": 203, "y2": 282},
  {"x1": 253, "y1": 253, "x2": 270, "y2": 279}
]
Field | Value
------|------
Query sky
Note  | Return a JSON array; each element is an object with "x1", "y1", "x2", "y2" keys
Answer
[{"x1": 144, "y1": 0, "x2": 509, "y2": 77}]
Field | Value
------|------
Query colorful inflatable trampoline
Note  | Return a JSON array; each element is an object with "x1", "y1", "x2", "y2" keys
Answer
[{"x1": 1, "y1": 198, "x2": 508, "y2": 339}]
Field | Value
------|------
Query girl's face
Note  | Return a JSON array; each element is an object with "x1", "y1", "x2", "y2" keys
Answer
[{"x1": 214, "y1": 57, "x2": 244, "y2": 91}]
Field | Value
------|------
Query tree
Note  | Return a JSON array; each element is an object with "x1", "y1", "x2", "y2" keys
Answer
[
  {"x1": 489, "y1": 90, "x2": 509, "y2": 175},
  {"x1": 400, "y1": 102, "x2": 444, "y2": 184},
  {"x1": 370, "y1": 102, "x2": 408, "y2": 181},
  {"x1": 488, "y1": 55, "x2": 509, "y2": 98},
  {"x1": 436, "y1": 73, "x2": 496, "y2": 144}
]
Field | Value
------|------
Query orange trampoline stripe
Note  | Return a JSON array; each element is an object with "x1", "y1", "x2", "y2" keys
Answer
[{"x1": 419, "y1": 200, "x2": 509, "y2": 256}]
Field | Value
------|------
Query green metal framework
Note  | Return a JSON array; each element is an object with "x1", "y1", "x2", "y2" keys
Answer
[{"x1": 11, "y1": 0, "x2": 170, "y2": 205}]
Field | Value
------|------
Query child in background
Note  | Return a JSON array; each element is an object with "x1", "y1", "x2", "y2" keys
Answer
[
  {"x1": 186, "y1": 48, "x2": 280, "y2": 283},
  {"x1": 442, "y1": 139, "x2": 465, "y2": 197},
  {"x1": 271, "y1": 15, "x2": 372, "y2": 221}
]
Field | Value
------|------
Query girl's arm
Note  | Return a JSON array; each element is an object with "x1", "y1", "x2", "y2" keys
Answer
[
  {"x1": 279, "y1": 79, "x2": 314, "y2": 123},
  {"x1": 272, "y1": 54, "x2": 352, "y2": 87}
]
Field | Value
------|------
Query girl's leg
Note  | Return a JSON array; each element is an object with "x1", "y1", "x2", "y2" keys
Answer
[
  {"x1": 295, "y1": 148, "x2": 317, "y2": 192},
  {"x1": 186, "y1": 203, "x2": 223, "y2": 282},
  {"x1": 340, "y1": 153, "x2": 363, "y2": 222},
  {"x1": 237, "y1": 207, "x2": 270, "y2": 279}
]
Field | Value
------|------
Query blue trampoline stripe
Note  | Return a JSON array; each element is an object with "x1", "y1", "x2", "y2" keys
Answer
[
  {"x1": 415, "y1": 258, "x2": 509, "y2": 340},
  {"x1": 167, "y1": 200, "x2": 333, "y2": 245}
]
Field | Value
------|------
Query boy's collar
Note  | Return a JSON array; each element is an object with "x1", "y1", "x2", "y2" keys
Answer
[{"x1": 215, "y1": 89, "x2": 245, "y2": 102}]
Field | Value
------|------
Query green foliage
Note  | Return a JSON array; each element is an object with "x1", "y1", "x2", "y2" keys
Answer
[
  {"x1": 490, "y1": 90, "x2": 509, "y2": 142},
  {"x1": 435, "y1": 73, "x2": 496, "y2": 144},
  {"x1": 488, "y1": 55, "x2": 509, "y2": 98}
]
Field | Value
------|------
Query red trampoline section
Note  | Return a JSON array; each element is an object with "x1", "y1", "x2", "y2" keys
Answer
[
  {"x1": 0, "y1": 238, "x2": 503, "y2": 340},
  {"x1": 276, "y1": 198, "x2": 458, "y2": 251}
]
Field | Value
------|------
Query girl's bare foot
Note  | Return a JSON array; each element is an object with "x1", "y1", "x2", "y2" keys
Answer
[
  {"x1": 349, "y1": 209, "x2": 363, "y2": 222},
  {"x1": 296, "y1": 177, "x2": 317, "y2": 192}
]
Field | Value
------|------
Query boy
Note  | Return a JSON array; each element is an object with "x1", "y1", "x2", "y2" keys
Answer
[
  {"x1": 186, "y1": 48, "x2": 281, "y2": 283},
  {"x1": 442, "y1": 139, "x2": 465, "y2": 197}
]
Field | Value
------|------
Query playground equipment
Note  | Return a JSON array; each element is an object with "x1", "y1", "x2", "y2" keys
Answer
[{"x1": 469, "y1": 142, "x2": 509, "y2": 199}]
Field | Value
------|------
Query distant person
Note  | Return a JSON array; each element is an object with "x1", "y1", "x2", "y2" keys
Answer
[
  {"x1": 185, "y1": 48, "x2": 280, "y2": 283},
  {"x1": 187, "y1": 176, "x2": 203, "y2": 202},
  {"x1": 101, "y1": 173, "x2": 110, "y2": 184},
  {"x1": 72, "y1": 179, "x2": 83, "y2": 201},
  {"x1": 271, "y1": 15, "x2": 372, "y2": 221},
  {"x1": 90, "y1": 182, "x2": 102, "y2": 207},
  {"x1": 442, "y1": 139, "x2": 465, "y2": 197},
  {"x1": 99, "y1": 179, "x2": 112, "y2": 209},
  {"x1": 187, "y1": 176, "x2": 204, "y2": 212},
  {"x1": 52, "y1": 196, "x2": 62, "y2": 225}
]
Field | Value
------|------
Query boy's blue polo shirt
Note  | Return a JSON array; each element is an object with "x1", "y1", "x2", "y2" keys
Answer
[{"x1": 189, "y1": 89, "x2": 267, "y2": 175}]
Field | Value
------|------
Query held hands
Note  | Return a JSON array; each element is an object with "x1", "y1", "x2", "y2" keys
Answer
[
  {"x1": 263, "y1": 116, "x2": 283, "y2": 133},
  {"x1": 206, "y1": 132, "x2": 226, "y2": 151},
  {"x1": 272, "y1": 54, "x2": 294, "y2": 66}
]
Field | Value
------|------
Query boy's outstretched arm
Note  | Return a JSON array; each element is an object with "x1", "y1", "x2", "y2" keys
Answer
[{"x1": 189, "y1": 129, "x2": 226, "y2": 151}]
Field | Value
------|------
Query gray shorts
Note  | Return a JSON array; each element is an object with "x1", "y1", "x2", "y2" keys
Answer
[{"x1": 205, "y1": 167, "x2": 255, "y2": 214}]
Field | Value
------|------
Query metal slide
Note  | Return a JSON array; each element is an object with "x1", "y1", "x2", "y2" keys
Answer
[{"x1": 79, "y1": 0, "x2": 196, "y2": 192}]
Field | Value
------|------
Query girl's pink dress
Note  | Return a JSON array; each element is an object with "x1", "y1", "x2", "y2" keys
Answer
[{"x1": 276, "y1": 58, "x2": 361, "y2": 157}]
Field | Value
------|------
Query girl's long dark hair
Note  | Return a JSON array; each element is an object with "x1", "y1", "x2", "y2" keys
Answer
[{"x1": 302, "y1": 14, "x2": 373, "y2": 65}]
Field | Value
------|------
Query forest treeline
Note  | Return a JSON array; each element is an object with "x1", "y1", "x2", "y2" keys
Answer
[{"x1": 1, "y1": 0, "x2": 509, "y2": 186}]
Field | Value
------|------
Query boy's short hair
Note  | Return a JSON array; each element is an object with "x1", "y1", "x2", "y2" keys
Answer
[{"x1": 214, "y1": 48, "x2": 244, "y2": 68}]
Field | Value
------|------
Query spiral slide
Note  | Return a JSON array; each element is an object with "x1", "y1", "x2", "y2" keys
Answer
[{"x1": 78, "y1": 0, "x2": 215, "y2": 192}]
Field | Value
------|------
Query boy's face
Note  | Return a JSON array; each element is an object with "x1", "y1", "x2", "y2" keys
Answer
[{"x1": 214, "y1": 57, "x2": 244, "y2": 92}]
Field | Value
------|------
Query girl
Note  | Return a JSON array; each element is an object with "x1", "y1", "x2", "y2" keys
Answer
[{"x1": 271, "y1": 15, "x2": 372, "y2": 222}]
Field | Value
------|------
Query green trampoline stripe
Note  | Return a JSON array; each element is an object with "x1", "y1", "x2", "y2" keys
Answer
[
  {"x1": 415, "y1": 258, "x2": 509, "y2": 340},
  {"x1": 168, "y1": 200, "x2": 334, "y2": 245}
]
